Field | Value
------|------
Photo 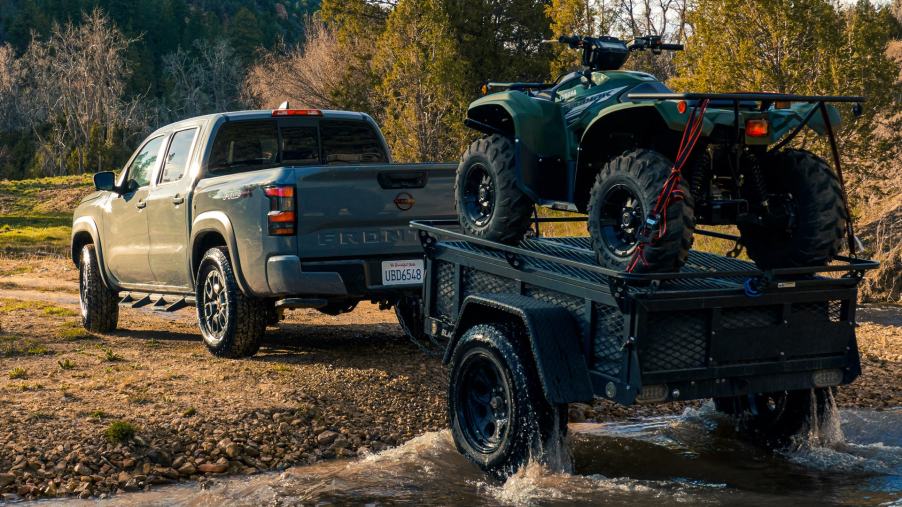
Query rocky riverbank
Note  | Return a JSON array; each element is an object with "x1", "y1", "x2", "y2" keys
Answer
[{"x1": 0, "y1": 255, "x2": 899, "y2": 501}]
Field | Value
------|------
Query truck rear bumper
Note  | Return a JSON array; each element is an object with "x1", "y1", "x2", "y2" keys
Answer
[{"x1": 266, "y1": 255, "x2": 348, "y2": 296}]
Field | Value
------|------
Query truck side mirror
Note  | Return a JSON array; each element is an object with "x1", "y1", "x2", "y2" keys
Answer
[{"x1": 93, "y1": 171, "x2": 118, "y2": 193}]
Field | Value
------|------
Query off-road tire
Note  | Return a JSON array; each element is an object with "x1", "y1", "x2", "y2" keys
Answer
[
  {"x1": 739, "y1": 149, "x2": 846, "y2": 269},
  {"x1": 195, "y1": 247, "x2": 265, "y2": 358},
  {"x1": 79, "y1": 244, "x2": 119, "y2": 332},
  {"x1": 587, "y1": 149, "x2": 694, "y2": 272},
  {"x1": 448, "y1": 323, "x2": 568, "y2": 478},
  {"x1": 714, "y1": 388, "x2": 831, "y2": 445},
  {"x1": 455, "y1": 135, "x2": 533, "y2": 244},
  {"x1": 395, "y1": 295, "x2": 444, "y2": 355}
]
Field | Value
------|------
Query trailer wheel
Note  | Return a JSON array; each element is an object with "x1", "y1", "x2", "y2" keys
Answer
[
  {"x1": 78, "y1": 244, "x2": 119, "y2": 332},
  {"x1": 448, "y1": 323, "x2": 567, "y2": 478},
  {"x1": 714, "y1": 388, "x2": 832, "y2": 444},
  {"x1": 739, "y1": 149, "x2": 846, "y2": 269},
  {"x1": 455, "y1": 135, "x2": 533, "y2": 244},
  {"x1": 195, "y1": 247, "x2": 265, "y2": 358},
  {"x1": 587, "y1": 149, "x2": 694, "y2": 273}
]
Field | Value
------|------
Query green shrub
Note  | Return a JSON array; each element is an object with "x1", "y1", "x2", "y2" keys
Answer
[{"x1": 104, "y1": 420, "x2": 136, "y2": 443}]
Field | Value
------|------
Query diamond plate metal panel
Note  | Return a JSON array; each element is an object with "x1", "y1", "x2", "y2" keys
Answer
[
  {"x1": 435, "y1": 261, "x2": 456, "y2": 319},
  {"x1": 593, "y1": 304, "x2": 625, "y2": 377},
  {"x1": 639, "y1": 310, "x2": 708, "y2": 372},
  {"x1": 461, "y1": 267, "x2": 518, "y2": 295},
  {"x1": 523, "y1": 286, "x2": 584, "y2": 318}
]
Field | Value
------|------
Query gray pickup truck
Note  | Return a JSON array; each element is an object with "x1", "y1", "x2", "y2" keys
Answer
[{"x1": 71, "y1": 107, "x2": 455, "y2": 357}]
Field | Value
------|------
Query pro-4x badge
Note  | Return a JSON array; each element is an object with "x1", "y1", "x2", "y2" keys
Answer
[{"x1": 394, "y1": 192, "x2": 415, "y2": 211}]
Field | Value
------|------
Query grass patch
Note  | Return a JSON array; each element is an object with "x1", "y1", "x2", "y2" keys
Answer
[
  {"x1": 0, "y1": 335, "x2": 53, "y2": 357},
  {"x1": 43, "y1": 305, "x2": 77, "y2": 317},
  {"x1": 182, "y1": 407, "x2": 197, "y2": 417},
  {"x1": 29, "y1": 412, "x2": 54, "y2": 421},
  {"x1": 270, "y1": 363, "x2": 291, "y2": 374},
  {"x1": 59, "y1": 326, "x2": 95, "y2": 341},
  {"x1": 104, "y1": 420, "x2": 136, "y2": 443},
  {"x1": 8, "y1": 367, "x2": 27, "y2": 379},
  {"x1": 101, "y1": 347, "x2": 121, "y2": 362},
  {"x1": 58, "y1": 358, "x2": 75, "y2": 370},
  {"x1": 87, "y1": 410, "x2": 111, "y2": 420}
]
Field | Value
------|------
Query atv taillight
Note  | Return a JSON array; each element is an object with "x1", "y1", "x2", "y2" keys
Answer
[
  {"x1": 264, "y1": 185, "x2": 296, "y2": 236},
  {"x1": 745, "y1": 119, "x2": 769, "y2": 137}
]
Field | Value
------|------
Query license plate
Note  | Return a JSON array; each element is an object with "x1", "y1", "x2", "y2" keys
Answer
[{"x1": 381, "y1": 259, "x2": 424, "y2": 286}]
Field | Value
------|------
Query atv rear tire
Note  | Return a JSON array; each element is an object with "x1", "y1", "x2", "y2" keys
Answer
[
  {"x1": 196, "y1": 247, "x2": 265, "y2": 358},
  {"x1": 739, "y1": 149, "x2": 846, "y2": 269},
  {"x1": 714, "y1": 388, "x2": 833, "y2": 445},
  {"x1": 455, "y1": 135, "x2": 533, "y2": 244},
  {"x1": 587, "y1": 149, "x2": 694, "y2": 272}
]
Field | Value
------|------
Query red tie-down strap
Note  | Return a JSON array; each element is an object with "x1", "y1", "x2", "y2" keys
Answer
[{"x1": 627, "y1": 99, "x2": 710, "y2": 273}]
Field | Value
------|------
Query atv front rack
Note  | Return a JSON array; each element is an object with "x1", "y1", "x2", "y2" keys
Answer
[{"x1": 411, "y1": 218, "x2": 878, "y2": 292}]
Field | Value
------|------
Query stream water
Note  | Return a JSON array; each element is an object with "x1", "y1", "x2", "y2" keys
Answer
[{"x1": 48, "y1": 404, "x2": 902, "y2": 506}]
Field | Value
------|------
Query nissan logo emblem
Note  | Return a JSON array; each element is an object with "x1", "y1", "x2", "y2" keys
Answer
[{"x1": 394, "y1": 192, "x2": 415, "y2": 211}]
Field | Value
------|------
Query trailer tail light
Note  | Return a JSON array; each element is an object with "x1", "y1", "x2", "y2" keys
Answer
[
  {"x1": 812, "y1": 368, "x2": 843, "y2": 388},
  {"x1": 636, "y1": 384, "x2": 668, "y2": 403},
  {"x1": 745, "y1": 119, "x2": 769, "y2": 137},
  {"x1": 271, "y1": 109, "x2": 322, "y2": 117},
  {"x1": 264, "y1": 185, "x2": 296, "y2": 236}
]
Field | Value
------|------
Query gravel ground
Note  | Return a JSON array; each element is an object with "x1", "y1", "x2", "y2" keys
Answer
[{"x1": 0, "y1": 255, "x2": 899, "y2": 501}]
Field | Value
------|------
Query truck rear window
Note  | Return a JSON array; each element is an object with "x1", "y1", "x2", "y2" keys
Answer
[
  {"x1": 208, "y1": 118, "x2": 387, "y2": 173},
  {"x1": 321, "y1": 120, "x2": 388, "y2": 165}
]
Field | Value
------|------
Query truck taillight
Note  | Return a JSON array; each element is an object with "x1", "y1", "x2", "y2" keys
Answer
[{"x1": 264, "y1": 185, "x2": 296, "y2": 236}]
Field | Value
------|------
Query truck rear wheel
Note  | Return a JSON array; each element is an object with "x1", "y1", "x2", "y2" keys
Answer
[
  {"x1": 195, "y1": 247, "x2": 265, "y2": 358},
  {"x1": 455, "y1": 135, "x2": 533, "y2": 244},
  {"x1": 587, "y1": 149, "x2": 694, "y2": 273},
  {"x1": 448, "y1": 323, "x2": 567, "y2": 478},
  {"x1": 79, "y1": 244, "x2": 119, "y2": 332},
  {"x1": 738, "y1": 149, "x2": 846, "y2": 269},
  {"x1": 714, "y1": 388, "x2": 832, "y2": 444}
]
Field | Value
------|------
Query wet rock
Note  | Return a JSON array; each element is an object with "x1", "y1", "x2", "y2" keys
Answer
[
  {"x1": 316, "y1": 431, "x2": 338, "y2": 446},
  {"x1": 197, "y1": 463, "x2": 227, "y2": 474},
  {"x1": 177, "y1": 463, "x2": 196, "y2": 476},
  {"x1": 0, "y1": 473, "x2": 15, "y2": 487},
  {"x1": 117, "y1": 471, "x2": 131, "y2": 485},
  {"x1": 224, "y1": 443, "x2": 242, "y2": 459},
  {"x1": 146, "y1": 449, "x2": 172, "y2": 467}
]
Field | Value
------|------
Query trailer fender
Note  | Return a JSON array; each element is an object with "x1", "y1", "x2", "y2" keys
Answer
[{"x1": 445, "y1": 294, "x2": 594, "y2": 404}]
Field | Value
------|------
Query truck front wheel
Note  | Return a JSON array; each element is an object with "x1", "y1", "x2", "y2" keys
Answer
[
  {"x1": 448, "y1": 323, "x2": 567, "y2": 478},
  {"x1": 195, "y1": 247, "x2": 265, "y2": 358},
  {"x1": 79, "y1": 244, "x2": 119, "y2": 332},
  {"x1": 455, "y1": 135, "x2": 533, "y2": 244}
]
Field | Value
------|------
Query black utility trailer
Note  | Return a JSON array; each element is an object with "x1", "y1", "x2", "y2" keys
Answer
[{"x1": 412, "y1": 219, "x2": 877, "y2": 476}]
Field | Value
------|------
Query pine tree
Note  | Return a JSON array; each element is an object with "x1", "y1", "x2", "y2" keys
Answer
[
  {"x1": 230, "y1": 7, "x2": 264, "y2": 63},
  {"x1": 374, "y1": 0, "x2": 469, "y2": 162}
]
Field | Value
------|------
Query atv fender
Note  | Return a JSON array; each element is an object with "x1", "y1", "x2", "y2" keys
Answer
[
  {"x1": 443, "y1": 293, "x2": 594, "y2": 404},
  {"x1": 467, "y1": 93, "x2": 570, "y2": 202}
]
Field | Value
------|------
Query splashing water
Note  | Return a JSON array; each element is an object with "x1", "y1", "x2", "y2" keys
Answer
[{"x1": 48, "y1": 406, "x2": 902, "y2": 507}]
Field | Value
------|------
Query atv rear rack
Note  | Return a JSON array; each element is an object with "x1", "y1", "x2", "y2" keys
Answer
[{"x1": 411, "y1": 218, "x2": 878, "y2": 291}]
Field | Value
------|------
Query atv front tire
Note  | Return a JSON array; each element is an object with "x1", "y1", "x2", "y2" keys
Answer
[
  {"x1": 455, "y1": 135, "x2": 533, "y2": 244},
  {"x1": 739, "y1": 149, "x2": 846, "y2": 269},
  {"x1": 587, "y1": 149, "x2": 694, "y2": 272},
  {"x1": 195, "y1": 247, "x2": 265, "y2": 358}
]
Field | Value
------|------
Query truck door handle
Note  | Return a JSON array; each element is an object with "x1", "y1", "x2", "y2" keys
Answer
[
  {"x1": 136, "y1": 200, "x2": 146, "y2": 209},
  {"x1": 171, "y1": 195, "x2": 184, "y2": 205}
]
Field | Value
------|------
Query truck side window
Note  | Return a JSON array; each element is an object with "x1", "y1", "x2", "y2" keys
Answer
[
  {"x1": 281, "y1": 126, "x2": 319, "y2": 165},
  {"x1": 126, "y1": 136, "x2": 165, "y2": 188},
  {"x1": 209, "y1": 121, "x2": 278, "y2": 173},
  {"x1": 160, "y1": 128, "x2": 198, "y2": 183},
  {"x1": 321, "y1": 120, "x2": 388, "y2": 165}
]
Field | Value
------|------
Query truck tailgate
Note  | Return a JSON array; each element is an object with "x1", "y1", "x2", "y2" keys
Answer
[{"x1": 294, "y1": 163, "x2": 456, "y2": 259}]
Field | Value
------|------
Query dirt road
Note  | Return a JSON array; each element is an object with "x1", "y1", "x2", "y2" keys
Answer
[{"x1": 0, "y1": 255, "x2": 899, "y2": 500}]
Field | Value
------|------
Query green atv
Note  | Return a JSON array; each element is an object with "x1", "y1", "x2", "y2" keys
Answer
[{"x1": 455, "y1": 35, "x2": 862, "y2": 273}]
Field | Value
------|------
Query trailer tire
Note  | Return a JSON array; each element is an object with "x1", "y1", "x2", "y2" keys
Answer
[
  {"x1": 455, "y1": 135, "x2": 533, "y2": 244},
  {"x1": 739, "y1": 149, "x2": 846, "y2": 269},
  {"x1": 79, "y1": 244, "x2": 119, "y2": 332},
  {"x1": 448, "y1": 323, "x2": 568, "y2": 478},
  {"x1": 588, "y1": 149, "x2": 694, "y2": 272},
  {"x1": 195, "y1": 247, "x2": 265, "y2": 358},
  {"x1": 714, "y1": 388, "x2": 833, "y2": 444}
]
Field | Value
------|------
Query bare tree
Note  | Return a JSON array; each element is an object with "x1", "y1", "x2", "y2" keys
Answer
[
  {"x1": 0, "y1": 44, "x2": 23, "y2": 132},
  {"x1": 243, "y1": 17, "x2": 346, "y2": 109},
  {"x1": 18, "y1": 9, "x2": 143, "y2": 175},
  {"x1": 162, "y1": 39, "x2": 244, "y2": 121}
]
